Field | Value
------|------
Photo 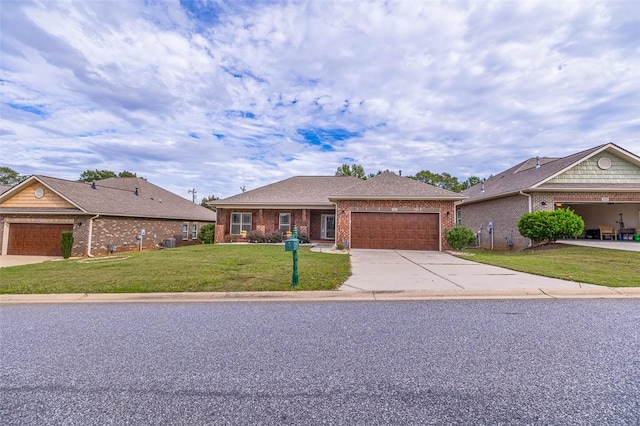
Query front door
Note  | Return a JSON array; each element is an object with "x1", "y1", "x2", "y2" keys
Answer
[{"x1": 321, "y1": 214, "x2": 335, "y2": 240}]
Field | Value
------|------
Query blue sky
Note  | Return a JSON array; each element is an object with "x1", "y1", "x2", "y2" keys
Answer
[{"x1": 1, "y1": 0, "x2": 639, "y2": 199}]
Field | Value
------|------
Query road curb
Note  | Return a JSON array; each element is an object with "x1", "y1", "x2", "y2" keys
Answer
[{"x1": 1, "y1": 287, "x2": 640, "y2": 304}]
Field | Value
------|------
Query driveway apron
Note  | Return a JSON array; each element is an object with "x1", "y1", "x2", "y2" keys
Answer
[{"x1": 340, "y1": 249, "x2": 601, "y2": 292}]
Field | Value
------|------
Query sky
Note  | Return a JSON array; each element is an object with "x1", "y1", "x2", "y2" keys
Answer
[{"x1": 1, "y1": 0, "x2": 639, "y2": 200}]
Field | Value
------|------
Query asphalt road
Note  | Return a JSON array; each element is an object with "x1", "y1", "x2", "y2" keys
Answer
[{"x1": 1, "y1": 300, "x2": 639, "y2": 425}]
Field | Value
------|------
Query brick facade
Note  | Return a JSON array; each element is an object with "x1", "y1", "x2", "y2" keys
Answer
[
  {"x1": 1, "y1": 214, "x2": 207, "y2": 256},
  {"x1": 458, "y1": 194, "x2": 530, "y2": 250},
  {"x1": 334, "y1": 199, "x2": 457, "y2": 251},
  {"x1": 215, "y1": 208, "x2": 323, "y2": 242},
  {"x1": 89, "y1": 217, "x2": 206, "y2": 255},
  {"x1": 459, "y1": 191, "x2": 640, "y2": 250}
]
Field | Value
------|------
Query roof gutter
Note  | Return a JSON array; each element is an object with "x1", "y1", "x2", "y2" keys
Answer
[{"x1": 87, "y1": 214, "x2": 100, "y2": 257}]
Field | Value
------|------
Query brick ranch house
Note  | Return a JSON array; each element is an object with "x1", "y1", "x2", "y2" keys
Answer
[
  {"x1": 214, "y1": 172, "x2": 465, "y2": 251},
  {"x1": 0, "y1": 175, "x2": 217, "y2": 257},
  {"x1": 457, "y1": 143, "x2": 640, "y2": 250}
]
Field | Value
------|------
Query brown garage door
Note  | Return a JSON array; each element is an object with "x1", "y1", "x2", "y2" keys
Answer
[
  {"x1": 351, "y1": 212, "x2": 440, "y2": 250},
  {"x1": 7, "y1": 223, "x2": 73, "y2": 256}
]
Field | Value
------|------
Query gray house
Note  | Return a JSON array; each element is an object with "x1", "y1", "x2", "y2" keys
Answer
[
  {"x1": 0, "y1": 175, "x2": 217, "y2": 257},
  {"x1": 457, "y1": 143, "x2": 640, "y2": 250}
]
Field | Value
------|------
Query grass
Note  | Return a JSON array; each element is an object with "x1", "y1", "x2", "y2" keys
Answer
[
  {"x1": 455, "y1": 245, "x2": 640, "y2": 287},
  {"x1": 0, "y1": 245, "x2": 351, "y2": 294}
]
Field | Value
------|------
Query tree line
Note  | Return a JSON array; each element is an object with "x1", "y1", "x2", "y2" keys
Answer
[{"x1": 335, "y1": 163, "x2": 482, "y2": 193}]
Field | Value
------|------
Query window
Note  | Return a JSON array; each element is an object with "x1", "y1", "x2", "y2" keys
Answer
[
  {"x1": 191, "y1": 223, "x2": 198, "y2": 239},
  {"x1": 456, "y1": 209, "x2": 462, "y2": 226},
  {"x1": 279, "y1": 213, "x2": 291, "y2": 233},
  {"x1": 231, "y1": 213, "x2": 252, "y2": 234},
  {"x1": 182, "y1": 223, "x2": 188, "y2": 240}
]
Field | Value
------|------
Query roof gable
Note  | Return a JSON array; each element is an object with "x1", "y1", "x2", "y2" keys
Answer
[
  {"x1": 330, "y1": 171, "x2": 465, "y2": 200},
  {"x1": 0, "y1": 179, "x2": 77, "y2": 210},
  {"x1": 461, "y1": 143, "x2": 640, "y2": 203},
  {"x1": 214, "y1": 176, "x2": 363, "y2": 207},
  {"x1": 0, "y1": 175, "x2": 216, "y2": 222},
  {"x1": 543, "y1": 149, "x2": 640, "y2": 186}
]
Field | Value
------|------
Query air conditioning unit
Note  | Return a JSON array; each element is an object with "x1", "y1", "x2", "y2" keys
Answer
[{"x1": 163, "y1": 238, "x2": 176, "y2": 248}]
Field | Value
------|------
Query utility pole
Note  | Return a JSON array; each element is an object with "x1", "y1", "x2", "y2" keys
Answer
[{"x1": 188, "y1": 188, "x2": 197, "y2": 203}]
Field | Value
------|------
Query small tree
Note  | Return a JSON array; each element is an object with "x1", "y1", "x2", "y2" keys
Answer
[
  {"x1": 61, "y1": 231, "x2": 74, "y2": 259},
  {"x1": 518, "y1": 208, "x2": 584, "y2": 244},
  {"x1": 445, "y1": 226, "x2": 476, "y2": 250},
  {"x1": 198, "y1": 224, "x2": 215, "y2": 244}
]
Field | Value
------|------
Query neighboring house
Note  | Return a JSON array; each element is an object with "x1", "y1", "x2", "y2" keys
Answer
[
  {"x1": 214, "y1": 172, "x2": 465, "y2": 250},
  {"x1": 0, "y1": 175, "x2": 217, "y2": 257},
  {"x1": 457, "y1": 143, "x2": 640, "y2": 250},
  {"x1": 0, "y1": 184, "x2": 13, "y2": 195}
]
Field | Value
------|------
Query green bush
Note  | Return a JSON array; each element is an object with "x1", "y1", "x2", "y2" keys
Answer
[
  {"x1": 517, "y1": 208, "x2": 584, "y2": 244},
  {"x1": 298, "y1": 233, "x2": 310, "y2": 244},
  {"x1": 445, "y1": 226, "x2": 476, "y2": 250},
  {"x1": 247, "y1": 230, "x2": 266, "y2": 243},
  {"x1": 267, "y1": 232, "x2": 284, "y2": 243},
  {"x1": 198, "y1": 224, "x2": 215, "y2": 244},
  {"x1": 61, "y1": 231, "x2": 74, "y2": 259},
  {"x1": 336, "y1": 242, "x2": 346, "y2": 250}
]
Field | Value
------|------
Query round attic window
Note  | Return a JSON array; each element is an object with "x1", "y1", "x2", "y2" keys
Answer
[
  {"x1": 597, "y1": 157, "x2": 612, "y2": 170},
  {"x1": 34, "y1": 187, "x2": 45, "y2": 199}
]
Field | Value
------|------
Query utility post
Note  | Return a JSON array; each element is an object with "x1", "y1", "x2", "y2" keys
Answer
[{"x1": 188, "y1": 188, "x2": 197, "y2": 203}]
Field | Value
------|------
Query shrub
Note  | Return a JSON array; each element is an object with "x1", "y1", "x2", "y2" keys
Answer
[
  {"x1": 61, "y1": 231, "x2": 74, "y2": 259},
  {"x1": 247, "y1": 230, "x2": 266, "y2": 243},
  {"x1": 298, "y1": 233, "x2": 310, "y2": 244},
  {"x1": 336, "y1": 242, "x2": 346, "y2": 250},
  {"x1": 445, "y1": 226, "x2": 476, "y2": 250},
  {"x1": 517, "y1": 208, "x2": 584, "y2": 244},
  {"x1": 267, "y1": 232, "x2": 284, "y2": 243},
  {"x1": 198, "y1": 224, "x2": 215, "y2": 244}
]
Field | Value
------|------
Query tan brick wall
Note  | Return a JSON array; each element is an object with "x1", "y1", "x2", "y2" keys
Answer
[
  {"x1": 334, "y1": 199, "x2": 457, "y2": 251},
  {"x1": 458, "y1": 194, "x2": 530, "y2": 250},
  {"x1": 459, "y1": 191, "x2": 640, "y2": 250},
  {"x1": 1, "y1": 214, "x2": 209, "y2": 256}
]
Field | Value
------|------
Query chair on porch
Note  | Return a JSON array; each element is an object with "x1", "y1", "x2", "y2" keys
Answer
[{"x1": 599, "y1": 225, "x2": 616, "y2": 240}]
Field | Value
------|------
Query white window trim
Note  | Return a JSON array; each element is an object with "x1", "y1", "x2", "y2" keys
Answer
[
  {"x1": 321, "y1": 214, "x2": 335, "y2": 240},
  {"x1": 182, "y1": 223, "x2": 189, "y2": 240},
  {"x1": 231, "y1": 212, "x2": 252, "y2": 235},
  {"x1": 191, "y1": 223, "x2": 198, "y2": 239},
  {"x1": 279, "y1": 213, "x2": 291, "y2": 233}
]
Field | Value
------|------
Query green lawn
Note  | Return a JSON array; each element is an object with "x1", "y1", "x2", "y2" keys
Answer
[
  {"x1": 0, "y1": 245, "x2": 351, "y2": 294},
  {"x1": 456, "y1": 245, "x2": 640, "y2": 287}
]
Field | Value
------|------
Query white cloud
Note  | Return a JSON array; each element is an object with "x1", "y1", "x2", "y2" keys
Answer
[{"x1": 1, "y1": 0, "x2": 638, "y2": 198}]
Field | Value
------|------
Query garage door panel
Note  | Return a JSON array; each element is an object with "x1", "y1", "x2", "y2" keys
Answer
[
  {"x1": 7, "y1": 223, "x2": 73, "y2": 256},
  {"x1": 351, "y1": 212, "x2": 439, "y2": 250}
]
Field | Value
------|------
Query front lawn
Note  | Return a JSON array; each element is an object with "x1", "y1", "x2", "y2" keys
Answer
[
  {"x1": 0, "y1": 245, "x2": 351, "y2": 294},
  {"x1": 455, "y1": 245, "x2": 640, "y2": 287}
]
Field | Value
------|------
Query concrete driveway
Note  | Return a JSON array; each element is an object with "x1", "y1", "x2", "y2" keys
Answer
[
  {"x1": 0, "y1": 255, "x2": 61, "y2": 268},
  {"x1": 340, "y1": 249, "x2": 603, "y2": 293}
]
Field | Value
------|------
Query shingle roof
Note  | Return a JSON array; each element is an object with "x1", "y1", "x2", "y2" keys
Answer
[
  {"x1": 461, "y1": 143, "x2": 640, "y2": 204},
  {"x1": 329, "y1": 171, "x2": 465, "y2": 200},
  {"x1": 0, "y1": 184, "x2": 13, "y2": 195},
  {"x1": 0, "y1": 175, "x2": 216, "y2": 222},
  {"x1": 214, "y1": 176, "x2": 363, "y2": 207}
]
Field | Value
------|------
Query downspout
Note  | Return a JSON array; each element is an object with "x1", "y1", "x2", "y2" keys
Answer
[
  {"x1": 87, "y1": 214, "x2": 100, "y2": 257},
  {"x1": 519, "y1": 191, "x2": 532, "y2": 247},
  {"x1": 331, "y1": 201, "x2": 339, "y2": 248}
]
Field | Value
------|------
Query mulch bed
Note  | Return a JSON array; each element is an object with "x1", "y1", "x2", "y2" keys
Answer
[{"x1": 523, "y1": 243, "x2": 570, "y2": 252}]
